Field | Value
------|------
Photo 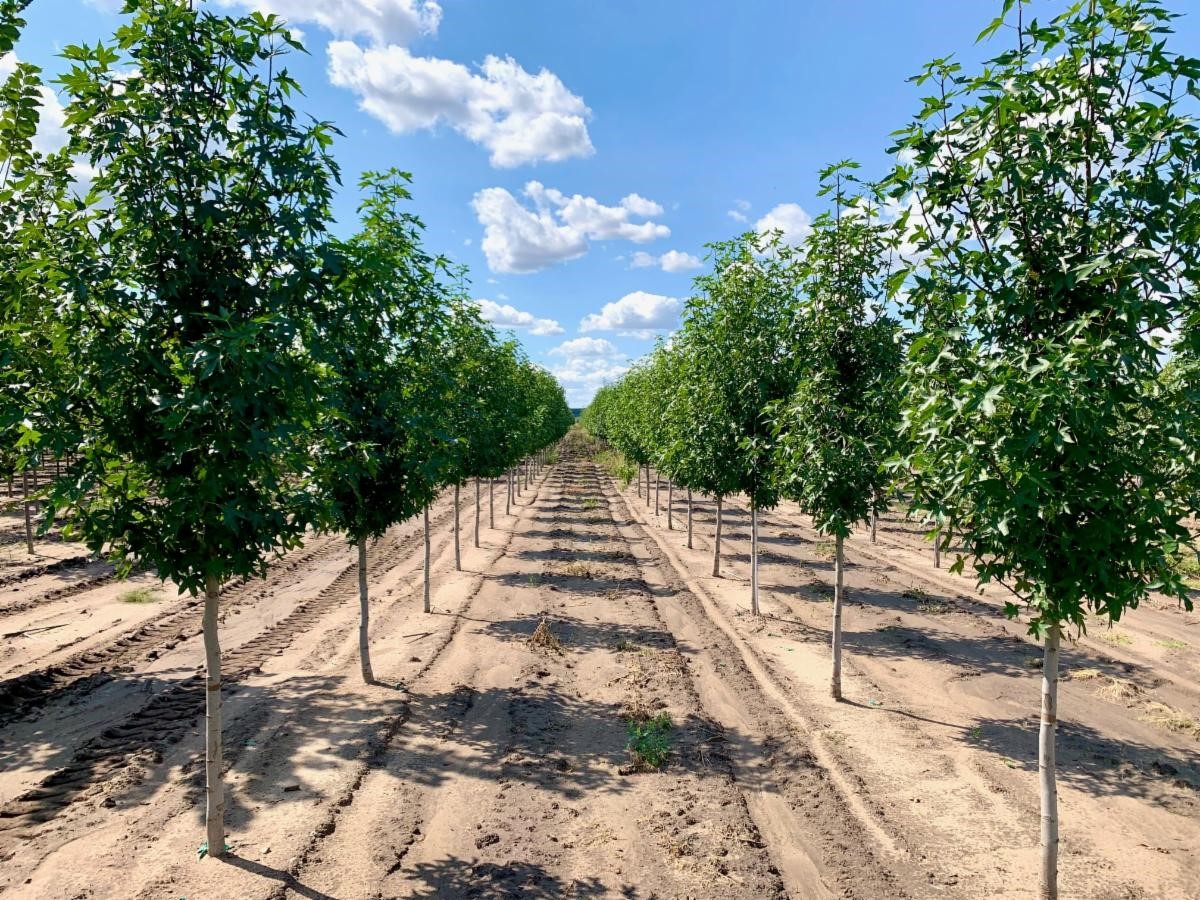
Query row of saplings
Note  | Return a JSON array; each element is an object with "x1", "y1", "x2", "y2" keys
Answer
[
  {"x1": 582, "y1": 1, "x2": 1200, "y2": 896},
  {"x1": 0, "y1": 2, "x2": 573, "y2": 858}
]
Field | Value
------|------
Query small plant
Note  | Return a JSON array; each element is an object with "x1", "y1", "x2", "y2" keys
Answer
[
  {"x1": 528, "y1": 617, "x2": 563, "y2": 653},
  {"x1": 1097, "y1": 629, "x2": 1133, "y2": 647},
  {"x1": 596, "y1": 450, "x2": 637, "y2": 487},
  {"x1": 561, "y1": 561, "x2": 595, "y2": 579},
  {"x1": 527, "y1": 574, "x2": 542, "y2": 587},
  {"x1": 812, "y1": 541, "x2": 836, "y2": 561},
  {"x1": 627, "y1": 712, "x2": 673, "y2": 770},
  {"x1": 1170, "y1": 551, "x2": 1200, "y2": 589},
  {"x1": 615, "y1": 639, "x2": 639, "y2": 652},
  {"x1": 119, "y1": 586, "x2": 160, "y2": 604},
  {"x1": 1159, "y1": 638, "x2": 1188, "y2": 651},
  {"x1": 582, "y1": 497, "x2": 600, "y2": 510},
  {"x1": 968, "y1": 725, "x2": 983, "y2": 742}
]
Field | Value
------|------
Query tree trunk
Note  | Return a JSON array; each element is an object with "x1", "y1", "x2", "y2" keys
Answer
[
  {"x1": 871, "y1": 508, "x2": 878, "y2": 544},
  {"x1": 645, "y1": 465, "x2": 651, "y2": 508},
  {"x1": 687, "y1": 489, "x2": 693, "y2": 549},
  {"x1": 637, "y1": 465, "x2": 642, "y2": 498},
  {"x1": 453, "y1": 483, "x2": 461, "y2": 571},
  {"x1": 474, "y1": 477, "x2": 481, "y2": 548},
  {"x1": 654, "y1": 471, "x2": 660, "y2": 516},
  {"x1": 1040, "y1": 625, "x2": 1062, "y2": 900},
  {"x1": 667, "y1": 481, "x2": 674, "y2": 530},
  {"x1": 506, "y1": 469, "x2": 512, "y2": 515},
  {"x1": 831, "y1": 534, "x2": 845, "y2": 701},
  {"x1": 712, "y1": 495, "x2": 723, "y2": 577},
  {"x1": 933, "y1": 528, "x2": 941, "y2": 568},
  {"x1": 490, "y1": 476, "x2": 495, "y2": 528},
  {"x1": 203, "y1": 574, "x2": 226, "y2": 857},
  {"x1": 751, "y1": 504, "x2": 760, "y2": 616},
  {"x1": 423, "y1": 505, "x2": 432, "y2": 613},
  {"x1": 358, "y1": 537, "x2": 373, "y2": 683},
  {"x1": 22, "y1": 470, "x2": 33, "y2": 555}
]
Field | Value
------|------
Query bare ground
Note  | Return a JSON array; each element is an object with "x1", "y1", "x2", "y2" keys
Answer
[{"x1": 0, "y1": 456, "x2": 1194, "y2": 898}]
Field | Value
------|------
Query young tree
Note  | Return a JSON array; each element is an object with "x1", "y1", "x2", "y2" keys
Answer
[
  {"x1": 888, "y1": 2, "x2": 1200, "y2": 895},
  {"x1": 675, "y1": 232, "x2": 801, "y2": 609},
  {"x1": 771, "y1": 163, "x2": 902, "y2": 701},
  {"x1": 47, "y1": 1, "x2": 340, "y2": 857},
  {"x1": 313, "y1": 169, "x2": 449, "y2": 683}
]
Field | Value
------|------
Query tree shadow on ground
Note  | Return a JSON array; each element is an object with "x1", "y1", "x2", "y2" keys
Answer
[
  {"x1": 491, "y1": 570, "x2": 666, "y2": 599},
  {"x1": 513, "y1": 547, "x2": 634, "y2": 565},
  {"x1": 964, "y1": 715, "x2": 1200, "y2": 804},
  {"x1": 519, "y1": 528, "x2": 613, "y2": 544},
  {"x1": 397, "y1": 857, "x2": 611, "y2": 899},
  {"x1": 479, "y1": 612, "x2": 674, "y2": 653}
]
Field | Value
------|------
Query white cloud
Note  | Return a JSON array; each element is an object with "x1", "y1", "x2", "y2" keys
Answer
[
  {"x1": 727, "y1": 198, "x2": 751, "y2": 223},
  {"x1": 216, "y1": 0, "x2": 442, "y2": 46},
  {"x1": 660, "y1": 250, "x2": 702, "y2": 273},
  {"x1": 472, "y1": 182, "x2": 669, "y2": 273},
  {"x1": 579, "y1": 291, "x2": 681, "y2": 338},
  {"x1": 327, "y1": 42, "x2": 592, "y2": 168},
  {"x1": 628, "y1": 249, "x2": 702, "y2": 273},
  {"x1": 474, "y1": 298, "x2": 563, "y2": 336},
  {"x1": 546, "y1": 338, "x2": 628, "y2": 406},
  {"x1": 548, "y1": 337, "x2": 620, "y2": 358},
  {"x1": 755, "y1": 202, "x2": 812, "y2": 245},
  {"x1": 83, "y1": 0, "x2": 123, "y2": 10}
]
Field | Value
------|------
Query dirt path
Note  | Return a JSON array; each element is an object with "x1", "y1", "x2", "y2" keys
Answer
[{"x1": 630, "y1": 473, "x2": 1200, "y2": 899}]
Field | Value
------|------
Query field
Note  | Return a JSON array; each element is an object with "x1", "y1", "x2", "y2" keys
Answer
[{"x1": 0, "y1": 447, "x2": 1195, "y2": 899}]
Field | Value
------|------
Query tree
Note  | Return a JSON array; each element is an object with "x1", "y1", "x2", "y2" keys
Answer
[
  {"x1": 673, "y1": 232, "x2": 801, "y2": 607},
  {"x1": 312, "y1": 169, "x2": 449, "y2": 682},
  {"x1": 771, "y1": 163, "x2": 902, "y2": 700},
  {"x1": 887, "y1": 2, "x2": 1200, "y2": 895},
  {"x1": 46, "y1": 1, "x2": 340, "y2": 857}
]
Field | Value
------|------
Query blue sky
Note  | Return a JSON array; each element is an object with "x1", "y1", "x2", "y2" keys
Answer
[{"x1": 10, "y1": 1, "x2": 1200, "y2": 405}]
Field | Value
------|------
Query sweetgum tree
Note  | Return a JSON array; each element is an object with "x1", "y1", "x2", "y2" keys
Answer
[
  {"x1": 47, "y1": 0, "x2": 339, "y2": 857},
  {"x1": 888, "y1": 1, "x2": 1200, "y2": 894},
  {"x1": 771, "y1": 164, "x2": 902, "y2": 700}
]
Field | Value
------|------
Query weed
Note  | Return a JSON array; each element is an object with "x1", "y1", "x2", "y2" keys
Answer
[
  {"x1": 1068, "y1": 667, "x2": 1105, "y2": 681},
  {"x1": 526, "y1": 574, "x2": 542, "y2": 587},
  {"x1": 615, "y1": 639, "x2": 639, "y2": 652},
  {"x1": 968, "y1": 725, "x2": 983, "y2": 742},
  {"x1": 596, "y1": 450, "x2": 637, "y2": 487},
  {"x1": 627, "y1": 712, "x2": 673, "y2": 770},
  {"x1": 528, "y1": 617, "x2": 563, "y2": 653},
  {"x1": 119, "y1": 586, "x2": 160, "y2": 604},
  {"x1": 1159, "y1": 638, "x2": 1188, "y2": 651},
  {"x1": 561, "y1": 561, "x2": 596, "y2": 579},
  {"x1": 1170, "y1": 550, "x2": 1200, "y2": 588},
  {"x1": 823, "y1": 730, "x2": 847, "y2": 746},
  {"x1": 1097, "y1": 629, "x2": 1133, "y2": 647},
  {"x1": 813, "y1": 541, "x2": 836, "y2": 560},
  {"x1": 582, "y1": 497, "x2": 600, "y2": 510}
]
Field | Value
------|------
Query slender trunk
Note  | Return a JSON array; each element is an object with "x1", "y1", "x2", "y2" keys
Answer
[
  {"x1": 490, "y1": 476, "x2": 495, "y2": 528},
  {"x1": 831, "y1": 534, "x2": 845, "y2": 701},
  {"x1": 474, "y1": 477, "x2": 481, "y2": 548},
  {"x1": 453, "y1": 483, "x2": 462, "y2": 571},
  {"x1": 712, "y1": 495, "x2": 723, "y2": 577},
  {"x1": 358, "y1": 537, "x2": 373, "y2": 683},
  {"x1": 423, "y1": 506, "x2": 432, "y2": 613},
  {"x1": 667, "y1": 480, "x2": 674, "y2": 530},
  {"x1": 654, "y1": 471, "x2": 660, "y2": 516},
  {"x1": 22, "y1": 470, "x2": 33, "y2": 555},
  {"x1": 934, "y1": 528, "x2": 941, "y2": 568},
  {"x1": 687, "y1": 489, "x2": 693, "y2": 549},
  {"x1": 203, "y1": 574, "x2": 225, "y2": 857},
  {"x1": 645, "y1": 465, "x2": 651, "y2": 508},
  {"x1": 1040, "y1": 626, "x2": 1062, "y2": 900},
  {"x1": 751, "y1": 504, "x2": 760, "y2": 616},
  {"x1": 506, "y1": 469, "x2": 512, "y2": 515},
  {"x1": 637, "y1": 464, "x2": 642, "y2": 498},
  {"x1": 871, "y1": 508, "x2": 878, "y2": 544}
]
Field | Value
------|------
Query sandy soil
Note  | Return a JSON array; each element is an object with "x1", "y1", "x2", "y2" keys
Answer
[{"x1": 0, "y1": 452, "x2": 1194, "y2": 899}]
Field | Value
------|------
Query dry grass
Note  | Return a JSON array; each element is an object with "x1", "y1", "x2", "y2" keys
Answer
[
  {"x1": 1158, "y1": 638, "x2": 1189, "y2": 651},
  {"x1": 1067, "y1": 667, "x2": 1142, "y2": 704},
  {"x1": 1140, "y1": 701, "x2": 1200, "y2": 739},
  {"x1": 559, "y1": 560, "x2": 597, "y2": 579},
  {"x1": 1096, "y1": 629, "x2": 1133, "y2": 647},
  {"x1": 812, "y1": 541, "x2": 836, "y2": 561},
  {"x1": 528, "y1": 617, "x2": 564, "y2": 653}
]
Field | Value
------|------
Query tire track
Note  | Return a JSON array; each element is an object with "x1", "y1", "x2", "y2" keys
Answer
[{"x1": 0, "y1": 504, "x2": 463, "y2": 856}]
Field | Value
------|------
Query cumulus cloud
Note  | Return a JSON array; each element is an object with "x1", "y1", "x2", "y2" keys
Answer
[
  {"x1": 215, "y1": 0, "x2": 442, "y2": 46},
  {"x1": 727, "y1": 198, "x2": 751, "y2": 223},
  {"x1": 579, "y1": 291, "x2": 681, "y2": 338},
  {"x1": 755, "y1": 202, "x2": 813, "y2": 245},
  {"x1": 472, "y1": 182, "x2": 670, "y2": 273},
  {"x1": 546, "y1": 338, "x2": 628, "y2": 406},
  {"x1": 548, "y1": 337, "x2": 620, "y2": 358},
  {"x1": 629, "y1": 249, "x2": 702, "y2": 273},
  {"x1": 474, "y1": 298, "x2": 564, "y2": 336},
  {"x1": 327, "y1": 43, "x2": 592, "y2": 168}
]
